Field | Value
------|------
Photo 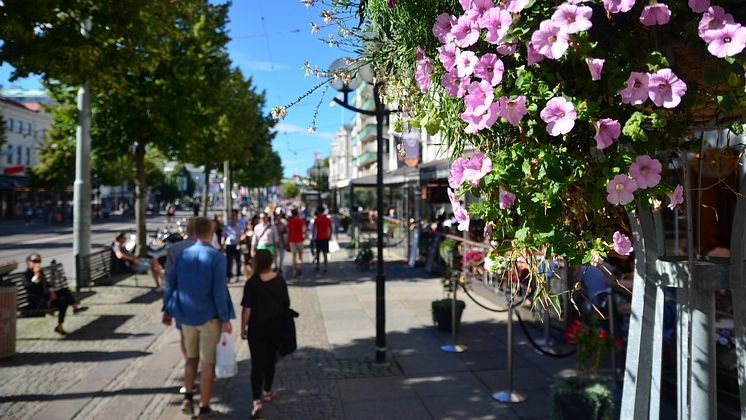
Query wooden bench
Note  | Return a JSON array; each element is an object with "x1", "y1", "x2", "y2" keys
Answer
[
  {"x1": 78, "y1": 249, "x2": 134, "y2": 287},
  {"x1": 6, "y1": 261, "x2": 71, "y2": 317}
]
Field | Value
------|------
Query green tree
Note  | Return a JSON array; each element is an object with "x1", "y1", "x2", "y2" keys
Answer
[{"x1": 281, "y1": 182, "x2": 300, "y2": 199}]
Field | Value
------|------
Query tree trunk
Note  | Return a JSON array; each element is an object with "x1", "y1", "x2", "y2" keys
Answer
[
  {"x1": 202, "y1": 162, "x2": 210, "y2": 217},
  {"x1": 134, "y1": 141, "x2": 148, "y2": 258}
]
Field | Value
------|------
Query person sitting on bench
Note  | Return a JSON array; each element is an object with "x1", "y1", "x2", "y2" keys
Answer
[
  {"x1": 112, "y1": 232, "x2": 164, "y2": 290},
  {"x1": 24, "y1": 254, "x2": 88, "y2": 335}
]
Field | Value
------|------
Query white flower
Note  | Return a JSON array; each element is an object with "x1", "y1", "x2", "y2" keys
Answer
[
  {"x1": 321, "y1": 10, "x2": 336, "y2": 25},
  {"x1": 308, "y1": 123, "x2": 316, "y2": 134},
  {"x1": 300, "y1": 0, "x2": 315, "y2": 8},
  {"x1": 310, "y1": 22, "x2": 320, "y2": 33},
  {"x1": 271, "y1": 106, "x2": 287, "y2": 121}
]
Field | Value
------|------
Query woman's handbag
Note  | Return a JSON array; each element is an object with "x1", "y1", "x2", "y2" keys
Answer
[{"x1": 278, "y1": 308, "x2": 300, "y2": 356}]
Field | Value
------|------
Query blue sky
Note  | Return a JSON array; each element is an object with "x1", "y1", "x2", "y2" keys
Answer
[{"x1": 0, "y1": 1, "x2": 352, "y2": 178}]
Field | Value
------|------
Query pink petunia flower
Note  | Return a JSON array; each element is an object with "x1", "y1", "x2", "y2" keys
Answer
[
  {"x1": 449, "y1": 158, "x2": 468, "y2": 189},
  {"x1": 606, "y1": 175, "x2": 638, "y2": 205},
  {"x1": 461, "y1": 103, "x2": 500, "y2": 134},
  {"x1": 482, "y1": 7, "x2": 513, "y2": 44},
  {"x1": 463, "y1": 152, "x2": 493, "y2": 187},
  {"x1": 497, "y1": 95, "x2": 528, "y2": 126},
  {"x1": 612, "y1": 231, "x2": 634, "y2": 255},
  {"x1": 540, "y1": 97, "x2": 576, "y2": 136},
  {"x1": 619, "y1": 71, "x2": 650, "y2": 105},
  {"x1": 461, "y1": 0, "x2": 494, "y2": 16},
  {"x1": 441, "y1": 69, "x2": 470, "y2": 98},
  {"x1": 464, "y1": 80, "x2": 495, "y2": 116},
  {"x1": 594, "y1": 118, "x2": 621, "y2": 150},
  {"x1": 689, "y1": 0, "x2": 710, "y2": 13},
  {"x1": 438, "y1": 43, "x2": 459, "y2": 72},
  {"x1": 456, "y1": 50, "x2": 479, "y2": 78},
  {"x1": 474, "y1": 54, "x2": 505, "y2": 86},
  {"x1": 667, "y1": 184, "x2": 684, "y2": 210},
  {"x1": 496, "y1": 41, "x2": 518, "y2": 55},
  {"x1": 648, "y1": 68, "x2": 687, "y2": 109},
  {"x1": 526, "y1": 42, "x2": 545, "y2": 66},
  {"x1": 703, "y1": 23, "x2": 746, "y2": 58},
  {"x1": 640, "y1": 3, "x2": 671, "y2": 27},
  {"x1": 447, "y1": 188, "x2": 470, "y2": 232},
  {"x1": 452, "y1": 10, "x2": 482, "y2": 48},
  {"x1": 586, "y1": 58, "x2": 605, "y2": 81},
  {"x1": 504, "y1": 0, "x2": 529, "y2": 13},
  {"x1": 699, "y1": 6, "x2": 735, "y2": 38},
  {"x1": 531, "y1": 20, "x2": 570, "y2": 60},
  {"x1": 602, "y1": 0, "x2": 636, "y2": 14},
  {"x1": 629, "y1": 155, "x2": 662, "y2": 189},
  {"x1": 415, "y1": 48, "x2": 433, "y2": 93},
  {"x1": 551, "y1": 4, "x2": 593, "y2": 34},
  {"x1": 433, "y1": 13, "x2": 457, "y2": 44},
  {"x1": 499, "y1": 191, "x2": 516, "y2": 209}
]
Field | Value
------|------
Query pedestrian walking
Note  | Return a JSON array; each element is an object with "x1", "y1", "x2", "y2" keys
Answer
[
  {"x1": 313, "y1": 206, "x2": 332, "y2": 273},
  {"x1": 286, "y1": 209, "x2": 306, "y2": 277},
  {"x1": 251, "y1": 212, "x2": 278, "y2": 258},
  {"x1": 23, "y1": 254, "x2": 88, "y2": 335},
  {"x1": 240, "y1": 249, "x2": 291, "y2": 419},
  {"x1": 274, "y1": 212, "x2": 289, "y2": 274},
  {"x1": 162, "y1": 217, "x2": 235, "y2": 419},
  {"x1": 222, "y1": 209, "x2": 245, "y2": 282}
]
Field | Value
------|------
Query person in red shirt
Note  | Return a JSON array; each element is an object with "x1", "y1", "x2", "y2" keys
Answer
[
  {"x1": 286, "y1": 208, "x2": 307, "y2": 277},
  {"x1": 312, "y1": 206, "x2": 332, "y2": 273}
]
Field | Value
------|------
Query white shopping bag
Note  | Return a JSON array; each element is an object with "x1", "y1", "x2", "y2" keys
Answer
[
  {"x1": 329, "y1": 240, "x2": 340, "y2": 253},
  {"x1": 215, "y1": 332, "x2": 237, "y2": 378}
]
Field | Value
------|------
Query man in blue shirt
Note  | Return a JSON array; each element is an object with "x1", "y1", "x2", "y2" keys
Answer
[
  {"x1": 163, "y1": 217, "x2": 235, "y2": 418},
  {"x1": 221, "y1": 209, "x2": 246, "y2": 282}
]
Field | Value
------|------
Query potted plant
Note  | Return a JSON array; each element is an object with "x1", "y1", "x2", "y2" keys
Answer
[
  {"x1": 431, "y1": 239, "x2": 465, "y2": 332},
  {"x1": 550, "y1": 318, "x2": 622, "y2": 420},
  {"x1": 354, "y1": 240, "x2": 373, "y2": 270}
]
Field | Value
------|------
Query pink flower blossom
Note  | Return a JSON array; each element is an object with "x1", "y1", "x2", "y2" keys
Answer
[
  {"x1": 448, "y1": 188, "x2": 470, "y2": 232},
  {"x1": 464, "y1": 0, "x2": 495, "y2": 19},
  {"x1": 526, "y1": 42, "x2": 545, "y2": 65},
  {"x1": 648, "y1": 68, "x2": 687, "y2": 109},
  {"x1": 461, "y1": 102, "x2": 500, "y2": 134},
  {"x1": 452, "y1": 10, "x2": 482, "y2": 48},
  {"x1": 603, "y1": 0, "x2": 636, "y2": 14},
  {"x1": 504, "y1": 0, "x2": 529, "y2": 13},
  {"x1": 667, "y1": 184, "x2": 684, "y2": 210},
  {"x1": 594, "y1": 118, "x2": 621, "y2": 150},
  {"x1": 531, "y1": 20, "x2": 570, "y2": 59},
  {"x1": 496, "y1": 41, "x2": 518, "y2": 55},
  {"x1": 640, "y1": 3, "x2": 671, "y2": 27},
  {"x1": 456, "y1": 50, "x2": 479, "y2": 78},
  {"x1": 703, "y1": 23, "x2": 746, "y2": 58},
  {"x1": 482, "y1": 7, "x2": 513, "y2": 44},
  {"x1": 629, "y1": 154, "x2": 662, "y2": 189},
  {"x1": 497, "y1": 95, "x2": 528, "y2": 126},
  {"x1": 619, "y1": 72, "x2": 650, "y2": 105},
  {"x1": 612, "y1": 231, "x2": 634, "y2": 255},
  {"x1": 415, "y1": 48, "x2": 433, "y2": 93},
  {"x1": 499, "y1": 191, "x2": 516, "y2": 209},
  {"x1": 464, "y1": 80, "x2": 495, "y2": 116},
  {"x1": 606, "y1": 175, "x2": 638, "y2": 205},
  {"x1": 387, "y1": 0, "x2": 398, "y2": 9},
  {"x1": 433, "y1": 13, "x2": 457, "y2": 44},
  {"x1": 474, "y1": 54, "x2": 504, "y2": 86},
  {"x1": 540, "y1": 97, "x2": 576, "y2": 136},
  {"x1": 586, "y1": 58, "x2": 605, "y2": 81},
  {"x1": 449, "y1": 158, "x2": 468, "y2": 189},
  {"x1": 699, "y1": 6, "x2": 735, "y2": 38},
  {"x1": 441, "y1": 69, "x2": 470, "y2": 98},
  {"x1": 438, "y1": 43, "x2": 459, "y2": 72},
  {"x1": 689, "y1": 0, "x2": 710, "y2": 13},
  {"x1": 551, "y1": 4, "x2": 593, "y2": 34},
  {"x1": 463, "y1": 152, "x2": 493, "y2": 187}
]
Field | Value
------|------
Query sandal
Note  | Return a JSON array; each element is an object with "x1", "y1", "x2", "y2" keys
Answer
[
  {"x1": 263, "y1": 391, "x2": 273, "y2": 403},
  {"x1": 251, "y1": 400, "x2": 263, "y2": 418}
]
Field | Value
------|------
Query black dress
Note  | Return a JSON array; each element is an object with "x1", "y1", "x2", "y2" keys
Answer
[
  {"x1": 23, "y1": 269, "x2": 75, "y2": 324},
  {"x1": 241, "y1": 273, "x2": 290, "y2": 400}
]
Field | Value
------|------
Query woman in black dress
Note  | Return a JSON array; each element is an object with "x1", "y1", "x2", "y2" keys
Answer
[
  {"x1": 241, "y1": 249, "x2": 290, "y2": 418},
  {"x1": 23, "y1": 254, "x2": 87, "y2": 334}
]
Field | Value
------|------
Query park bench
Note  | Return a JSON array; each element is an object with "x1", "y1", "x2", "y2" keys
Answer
[
  {"x1": 6, "y1": 261, "x2": 71, "y2": 317},
  {"x1": 78, "y1": 248, "x2": 134, "y2": 288}
]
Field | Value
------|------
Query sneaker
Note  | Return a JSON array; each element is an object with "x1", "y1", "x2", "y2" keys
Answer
[
  {"x1": 197, "y1": 406, "x2": 217, "y2": 419},
  {"x1": 73, "y1": 306, "x2": 89, "y2": 314},
  {"x1": 180, "y1": 399, "x2": 194, "y2": 415}
]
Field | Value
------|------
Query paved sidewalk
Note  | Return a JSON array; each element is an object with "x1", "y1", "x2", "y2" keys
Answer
[{"x1": 0, "y1": 237, "x2": 578, "y2": 419}]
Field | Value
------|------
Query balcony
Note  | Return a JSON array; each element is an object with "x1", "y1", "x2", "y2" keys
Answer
[
  {"x1": 354, "y1": 123, "x2": 377, "y2": 144},
  {"x1": 354, "y1": 151, "x2": 376, "y2": 167}
]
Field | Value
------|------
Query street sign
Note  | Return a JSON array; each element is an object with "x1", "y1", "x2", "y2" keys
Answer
[{"x1": 3, "y1": 166, "x2": 24, "y2": 175}]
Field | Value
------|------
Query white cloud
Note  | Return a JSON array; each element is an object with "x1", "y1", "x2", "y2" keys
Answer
[{"x1": 274, "y1": 122, "x2": 334, "y2": 140}]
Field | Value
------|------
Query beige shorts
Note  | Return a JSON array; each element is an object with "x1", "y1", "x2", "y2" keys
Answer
[
  {"x1": 182, "y1": 319, "x2": 221, "y2": 364},
  {"x1": 290, "y1": 242, "x2": 304, "y2": 256}
]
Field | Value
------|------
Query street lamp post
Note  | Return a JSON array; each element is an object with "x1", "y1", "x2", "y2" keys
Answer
[{"x1": 329, "y1": 58, "x2": 389, "y2": 365}]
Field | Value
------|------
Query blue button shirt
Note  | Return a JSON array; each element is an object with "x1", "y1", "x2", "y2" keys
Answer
[{"x1": 163, "y1": 241, "x2": 235, "y2": 326}]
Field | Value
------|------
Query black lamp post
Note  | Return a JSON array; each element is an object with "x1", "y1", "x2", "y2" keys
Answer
[{"x1": 329, "y1": 58, "x2": 389, "y2": 365}]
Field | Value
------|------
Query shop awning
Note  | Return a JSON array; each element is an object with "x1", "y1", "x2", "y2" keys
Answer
[{"x1": 350, "y1": 166, "x2": 419, "y2": 187}]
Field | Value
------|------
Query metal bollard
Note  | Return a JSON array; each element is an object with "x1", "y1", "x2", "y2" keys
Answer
[
  {"x1": 492, "y1": 296, "x2": 526, "y2": 403},
  {"x1": 441, "y1": 273, "x2": 467, "y2": 353}
]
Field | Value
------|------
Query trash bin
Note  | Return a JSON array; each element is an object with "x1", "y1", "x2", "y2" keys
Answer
[{"x1": 0, "y1": 286, "x2": 16, "y2": 359}]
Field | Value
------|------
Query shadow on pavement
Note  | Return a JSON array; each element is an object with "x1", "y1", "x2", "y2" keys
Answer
[
  {"x1": 127, "y1": 289, "x2": 163, "y2": 305},
  {"x1": 63, "y1": 315, "x2": 152, "y2": 341},
  {"x1": 0, "y1": 384, "x2": 174, "y2": 403},
  {"x1": 0, "y1": 350, "x2": 151, "y2": 368}
]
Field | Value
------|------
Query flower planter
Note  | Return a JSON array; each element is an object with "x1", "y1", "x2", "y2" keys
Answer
[
  {"x1": 431, "y1": 298, "x2": 465, "y2": 332},
  {"x1": 549, "y1": 377, "x2": 614, "y2": 420}
]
